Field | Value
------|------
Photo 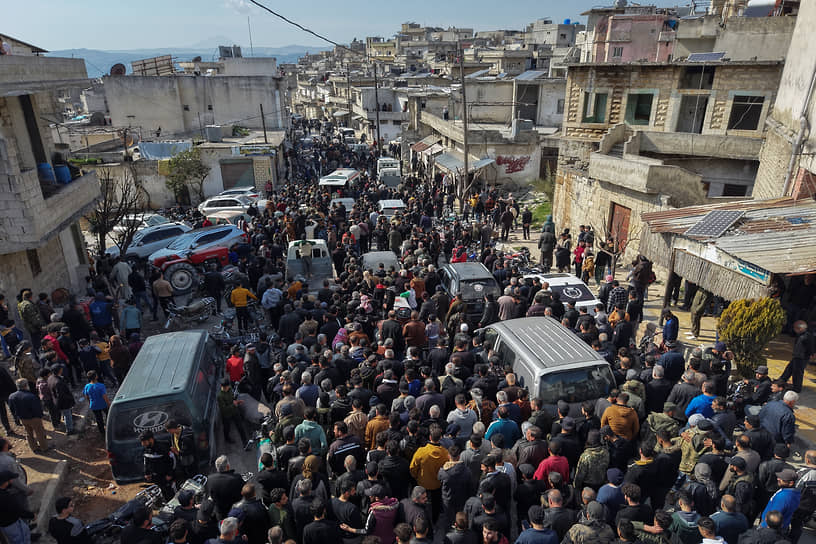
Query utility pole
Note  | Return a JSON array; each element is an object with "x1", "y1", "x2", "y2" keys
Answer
[
  {"x1": 458, "y1": 41, "x2": 469, "y2": 210},
  {"x1": 247, "y1": 16, "x2": 254, "y2": 57},
  {"x1": 260, "y1": 103, "x2": 268, "y2": 143},
  {"x1": 373, "y1": 61, "x2": 381, "y2": 155},
  {"x1": 197, "y1": 112, "x2": 204, "y2": 140},
  {"x1": 346, "y1": 65, "x2": 352, "y2": 131}
]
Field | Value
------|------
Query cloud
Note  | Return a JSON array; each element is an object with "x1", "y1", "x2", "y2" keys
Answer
[{"x1": 225, "y1": 0, "x2": 252, "y2": 14}]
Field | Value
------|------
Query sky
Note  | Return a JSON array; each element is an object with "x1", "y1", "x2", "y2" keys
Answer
[{"x1": 7, "y1": 0, "x2": 685, "y2": 51}]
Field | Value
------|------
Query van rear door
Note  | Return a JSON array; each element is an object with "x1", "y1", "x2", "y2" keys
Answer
[{"x1": 107, "y1": 399, "x2": 193, "y2": 483}]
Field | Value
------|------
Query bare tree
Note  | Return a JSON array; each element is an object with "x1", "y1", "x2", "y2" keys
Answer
[
  {"x1": 86, "y1": 166, "x2": 146, "y2": 255},
  {"x1": 589, "y1": 209, "x2": 642, "y2": 280},
  {"x1": 112, "y1": 164, "x2": 150, "y2": 257}
]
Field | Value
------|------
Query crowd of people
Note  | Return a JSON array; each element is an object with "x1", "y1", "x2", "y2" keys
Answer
[{"x1": 0, "y1": 118, "x2": 813, "y2": 544}]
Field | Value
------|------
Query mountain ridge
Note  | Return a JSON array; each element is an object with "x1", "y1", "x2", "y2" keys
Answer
[{"x1": 48, "y1": 44, "x2": 328, "y2": 77}]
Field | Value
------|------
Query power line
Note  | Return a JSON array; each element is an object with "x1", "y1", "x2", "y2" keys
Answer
[{"x1": 246, "y1": 0, "x2": 366, "y2": 60}]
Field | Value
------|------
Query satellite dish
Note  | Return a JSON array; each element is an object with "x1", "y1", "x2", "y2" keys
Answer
[
  {"x1": 110, "y1": 63, "x2": 126, "y2": 76},
  {"x1": 193, "y1": 56, "x2": 202, "y2": 62}
]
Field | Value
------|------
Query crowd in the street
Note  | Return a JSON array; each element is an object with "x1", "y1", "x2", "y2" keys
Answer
[{"x1": 0, "y1": 116, "x2": 814, "y2": 544}]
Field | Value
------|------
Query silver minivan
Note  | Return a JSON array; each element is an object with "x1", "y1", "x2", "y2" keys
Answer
[{"x1": 479, "y1": 317, "x2": 615, "y2": 416}]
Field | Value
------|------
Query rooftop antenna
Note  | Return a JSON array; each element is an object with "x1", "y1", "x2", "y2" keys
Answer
[{"x1": 247, "y1": 16, "x2": 254, "y2": 56}]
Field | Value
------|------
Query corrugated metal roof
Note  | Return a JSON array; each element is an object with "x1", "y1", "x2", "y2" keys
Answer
[
  {"x1": 465, "y1": 68, "x2": 491, "y2": 79},
  {"x1": 434, "y1": 152, "x2": 464, "y2": 172},
  {"x1": 410, "y1": 135, "x2": 439, "y2": 152},
  {"x1": 641, "y1": 197, "x2": 816, "y2": 275},
  {"x1": 515, "y1": 70, "x2": 549, "y2": 81}
]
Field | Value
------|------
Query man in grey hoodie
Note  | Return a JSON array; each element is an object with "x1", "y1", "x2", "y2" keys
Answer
[{"x1": 446, "y1": 394, "x2": 477, "y2": 439}]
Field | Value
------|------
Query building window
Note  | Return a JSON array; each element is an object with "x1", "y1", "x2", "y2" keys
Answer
[
  {"x1": 582, "y1": 92, "x2": 608, "y2": 123},
  {"x1": 625, "y1": 93, "x2": 654, "y2": 125},
  {"x1": 557, "y1": 99, "x2": 565, "y2": 114},
  {"x1": 27, "y1": 249, "x2": 41, "y2": 277},
  {"x1": 183, "y1": 105, "x2": 190, "y2": 111},
  {"x1": 722, "y1": 183, "x2": 749, "y2": 197},
  {"x1": 207, "y1": 104, "x2": 213, "y2": 111},
  {"x1": 612, "y1": 47, "x2": 624, "y2": 58},
  {"x1": 728, "y1": 95, "x2": 765, "y2": 130},
  {"x1": 680, "y1": 66, "x2": 715, "y2": 89}
]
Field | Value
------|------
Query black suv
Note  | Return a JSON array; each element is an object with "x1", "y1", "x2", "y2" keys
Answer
[{"x1": 439, "y1": 262, "x2": 501, "y2": 326}]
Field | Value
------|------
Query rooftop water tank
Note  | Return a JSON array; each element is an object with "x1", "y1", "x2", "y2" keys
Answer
[{"x1": 564, "y1": 18, "x2": 571, "y2": 25}]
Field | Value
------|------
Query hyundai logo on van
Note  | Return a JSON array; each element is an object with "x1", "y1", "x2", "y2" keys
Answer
[{"x1": 133, "y1": 411, "x2": 169, "y2": 433}]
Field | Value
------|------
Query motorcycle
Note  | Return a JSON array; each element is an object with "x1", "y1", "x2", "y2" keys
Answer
[
  {"x1": 164, "y1": 297, "x2": 216, "y2": 330},
  {"x1": 156, "y1": 475, "x2": 208, "y2": 524},
  {"x1": 210, "y1": 308, "x2": 259, "y2": 348},
  {"x1": 243, "y1": 413, "x2": 276, "y2": 472},
  {"x1": 84, "y1": 485, "x2": 164, "y2": 542}
]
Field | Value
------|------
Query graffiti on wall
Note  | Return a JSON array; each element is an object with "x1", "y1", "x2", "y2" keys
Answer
[{"x1": 496, "y1": 155, "x2": 531, "y2": 174}]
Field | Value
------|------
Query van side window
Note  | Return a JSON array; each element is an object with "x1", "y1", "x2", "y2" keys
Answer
[
  {"x1": 496, "y1": 340, "x2": 516, "y2": 369},
  {"x1": 483, "y1": 328, "x2": 498, "y2": 350}
]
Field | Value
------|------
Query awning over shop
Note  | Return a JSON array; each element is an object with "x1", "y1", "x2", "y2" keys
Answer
[
  {"x1": 434, "y1": 153, "x2": 464, "y2": 173},
  {"x1": 470, "y1": 157, "x2": 495, "y2": 172},
  {"x1": 332, "y1": 110, "x2": 349, "y2": 117},
  {"x1": 639, "y1": 197, "x2": 816, "y2": 301},
  {"x1": 424, "y1": 143, "x2": 444, "y2": 156},
  {"x1": 411, "y1": 135, "x2": 440, "y2": 152},
  {"x1": 433, "y1": 153, "x2": 495, "y2": 174}
]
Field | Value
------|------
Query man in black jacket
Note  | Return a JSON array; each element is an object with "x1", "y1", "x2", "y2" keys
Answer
[
  {"x1": 205, "y1": 455, "x2": 245, "y2": 520},
  {"x1": 438, "y1": 444, "x2": 475, "y2": 523},
  {"x1": 120, "y1": 506, "x2": 162, "y2": 544},
  {"x1": 478, "y1": 294, "x2": 499, "y2": 328},
  {"x1": 165, "y1": 420, "x2": 197, "y2": 481},
  {"x1": 0, "y1": 469, "x2": 36, "y2": 544},
  {"x1": 542, "y1": 489, "x2": 575, "y2": 540},
  {"x1": 255, "y1": 452, "x2": 288, "y2": 505},
  {"x1": 302, "y1": 499, "x2": 341, "y2": 544},
  {"x1": 233, "y1": 484, "x2": 269, "y2": 544},
  {"x1": 140, "y1": 430, "x2": 174, "y2": 501},
  {"x1": 203, "y1": 265, "x2": 226, "y2": 314},
  {"x1": 48, "y1": 365, "x2": 75, "y2": 434}
]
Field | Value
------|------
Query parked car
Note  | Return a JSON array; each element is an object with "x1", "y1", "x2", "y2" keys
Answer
[
  {"x1": 523, "y1": 272, "x2": 601, "y2": 313},
  {"x1": 149, "y1": 225, "x2": 247, "y2": 294},
  {"x1": 217, "y1": 186, "x2": 261, "y2": 200},
  {"x1": 106, "y1": 222, "x2": 192, "y2": 262},
  {"x1": 111, "y1": 213, "x2": 169, "y2": 236},
  {"x1": 479, "y1": 317, "x2": 615, "y2": 416},
  {"x1": 439, "y1": 262, "x2": 501, "y2": 326},
  {"x1": 197, "y1": 195, "x2": 252, "y2": 215}
]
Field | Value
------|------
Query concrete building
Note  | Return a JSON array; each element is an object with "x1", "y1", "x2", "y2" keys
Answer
[
  {"x1": 104, "y1": 72, "x2": 286, "y2": 139},
  {"x1": 177, "y1": 56, "x2": 278, "y2": 77},
  {"x1": 405, "y1": 75, "x2": 566, "y2": 188},
  {"x1": 554, "y1": 57, "x2": 785, "y2": 258},
  {"x1": 0, "y1": 45, "x2": 99, "y2": 300},
  {"x1": 592, "y1": 14, "x2": 677, "y2": 63},
  {"x1": 742, "y1": 1, "x2": 814, "y2": 199},
  {"x1": 351, "y1": 87, "x2": 407, "y2": 144}
]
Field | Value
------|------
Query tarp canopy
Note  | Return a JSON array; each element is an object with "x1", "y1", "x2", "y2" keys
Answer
[
  {"x1": 435, "y1": 153, "x2": 495, "y2": 173},
  {"x1": 139, "y1": 141, "x2": 192, "y2": 160}
]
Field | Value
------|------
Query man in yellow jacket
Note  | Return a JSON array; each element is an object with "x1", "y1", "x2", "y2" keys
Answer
[
  {"x1": 229, "y1": 283, "x2": 258, "y2": 333},
  {"x1": 409, "y1": 424, "x2": 449, "y2": 523}
]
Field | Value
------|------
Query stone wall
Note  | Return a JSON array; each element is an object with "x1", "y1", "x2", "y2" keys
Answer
[
  {"x1": 0, "y1": 224, "x2": 90, "y2": 322},
  {"x1": 753, "y1": 123, "x2": 795, "y2": 199}
]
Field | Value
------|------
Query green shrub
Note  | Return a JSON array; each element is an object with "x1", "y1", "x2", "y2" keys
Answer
[{"x1": 717, "y1": 297, "x2": 785, "y2": 378}]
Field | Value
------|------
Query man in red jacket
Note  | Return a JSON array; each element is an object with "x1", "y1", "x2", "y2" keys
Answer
[{"x1": 534, "y1": 440, "x2": 570, "y2": 483}]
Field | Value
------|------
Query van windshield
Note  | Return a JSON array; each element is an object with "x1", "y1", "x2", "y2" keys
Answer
[
  {"x1": 538, "y1": 364, "x2": 615, "y2": 405},
  {"x1": 111, "y1": 401, "x2": 192, "y2": 441},
  {"x1": 460, "y1": 278, "x2": 500, "y2": 300}
]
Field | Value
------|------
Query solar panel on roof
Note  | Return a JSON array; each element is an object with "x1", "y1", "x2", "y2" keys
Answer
[
  {"x1": 684, "y1": 210, "x2": 744, "y2": 238},
  {"x1": 687, "y1": 52, "x2": 726, "y2": 62}
]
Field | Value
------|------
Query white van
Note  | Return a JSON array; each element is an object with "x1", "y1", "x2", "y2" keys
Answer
[
  {"x1": 377, "y1": 157, "x2": 400, "y2": 176},
  {"x1": 479, "y1": 317, "x2": 615, "y2": 416},
  {"x1": 379, "y1": 167, "x2": 401, "y2": 187},
  {"x1": 318, "y1": 168, "x2": 361, "y2": 189},
  {"x1": 378, "y1": 199, "x2": 407, "y2": 218}
]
